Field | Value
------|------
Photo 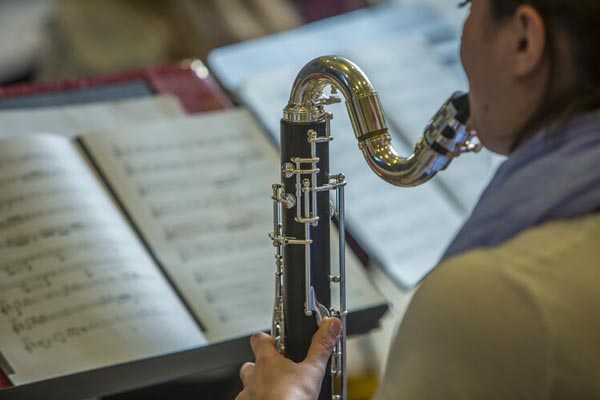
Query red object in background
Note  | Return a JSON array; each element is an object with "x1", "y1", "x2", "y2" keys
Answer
[
  {"x1": 0, "y1": 61, "x2": 232, "y2": 114},
  {"x1": 294, "y1": 0, "x2": 365, "y2": 22},
  {"x1": 0, "y1": 61, "x2": 232, "y2": 389},
  {"x1": 0, "y1": 372, "x2": 10, "y2": 388}
]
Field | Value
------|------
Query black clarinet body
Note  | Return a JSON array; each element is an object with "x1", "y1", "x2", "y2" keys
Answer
[
  {"x1": 270, "y1": 55, "x2": 479, "y2": 400},
  {"x1": 280, "y1": 119, "x2": 332, "y2": 399}
]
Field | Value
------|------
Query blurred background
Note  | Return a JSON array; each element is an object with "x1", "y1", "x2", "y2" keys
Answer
[
  {"x1": 0, "y1": 0, "x2": 362, "y2": 84},
  {"x1": 0, "y1": 0, "x2": 455, "y2": 85}
]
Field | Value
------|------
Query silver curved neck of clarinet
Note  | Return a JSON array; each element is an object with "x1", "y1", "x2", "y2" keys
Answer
[{"x1": 283, "y1": 56, "x2": 481, "y2": 187}]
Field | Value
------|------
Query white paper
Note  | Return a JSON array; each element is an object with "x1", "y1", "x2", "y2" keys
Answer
[
  {"x1": 0, "y1": 95, "x2": 185, "y2": 139},
  {"x1": 81, "y1": 109, "x2": 385, "y2": 342},
  {"x1": 208, "y1": 4, "x2": 442, "y2": 92},
  {"x1": 0, "y1": 135, "x2": 205, "y2": 384}
]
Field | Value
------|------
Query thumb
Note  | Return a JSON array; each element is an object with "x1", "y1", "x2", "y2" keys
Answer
[{"x1": 304, "y1": 317, "x2": 342, "y2": 371}]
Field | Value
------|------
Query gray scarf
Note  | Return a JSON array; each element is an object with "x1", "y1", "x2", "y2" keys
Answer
[{"x1": 441, "y1": 111, "x2": 600, "y2": 261}]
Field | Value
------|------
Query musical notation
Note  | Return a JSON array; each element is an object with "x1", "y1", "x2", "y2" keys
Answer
[
  {"x1": 9, "y1": 291, "x2": 153, "y2": 335},
  {"x1": 178, "y1": 235, "x2": 263, "y2": 263},
  {"x1": 0, "y1": 135, "x2": 205, "y2": 384},
  {"x1": 0, "y1": 203, "x2": 92, "y2": 231},
  {"x1": 123, "y1": 148, "x2": 263, "y2": 177},
  {"x1": 0, "y1": 221, "x2": 113, "y2": 251},
  {"x1": 163, "y1": 214, "x2": 256, "y2": 242},
  {"x1": 79, "y1": 111, "x2": 281, "y2": 341},
  {"x1": 0, "y1": 270, "x2": 152, "y2": 317},
  {"x1": 0, "y1": 255, "x2": 142, "y2": 296},
  {"x1": 111, "y1": 134, "x2": 250, "y2": 158},
  {"x1": 20, "y1": 308, "x2": 164, "y2": 354},
  {"x1": 0, "y1": 186, "x2": 91, "y2": 212},
  {"x1": 0, "y1": 151, "x2": 56, "y2": 170},
  {"x1": 149, "y1": 192, "x2": 222, "y2": 219},
  {"x1": 0, "y1": 168, "x2": 69, "y2": 190},
  {"x1": 0, "y1": 240, "x2": 124, "y2": 278},
  {"x1": 136, "y1": 170, "x2": 248, "y2": 197}
]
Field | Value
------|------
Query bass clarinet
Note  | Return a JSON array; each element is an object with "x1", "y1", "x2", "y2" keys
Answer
[{"x1": 269, "y1": 56, "x2": 481, "y2": 400}]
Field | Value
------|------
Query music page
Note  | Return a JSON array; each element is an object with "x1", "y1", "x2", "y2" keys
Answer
[
  {"x1": 80, "y1": 109, "x2": 385, "y2": 343},
  {"x1": 0, "y1": 94, "x2": 185, "y2": 139},
  {"x1": 0, "y1": 134, "x2": 205, "y2": 385}
]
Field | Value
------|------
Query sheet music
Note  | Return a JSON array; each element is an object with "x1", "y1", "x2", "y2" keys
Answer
[
  {"x1": 208, "y1": 4, "x2": 443, "y2": 92},
  {"x1": 0, "y1": 95, "x2": 185, "y2": 139},
  {"x1": 81, "y1": 109, "x2": 385, "y2": 343},
  {"x1": 0, "y1": 135, "x2": 205, "y2": 384}
]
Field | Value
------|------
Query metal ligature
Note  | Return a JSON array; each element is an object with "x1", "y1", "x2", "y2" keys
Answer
[{"x1": 269, "y1": 56, "x2": 481, "y2": 400}]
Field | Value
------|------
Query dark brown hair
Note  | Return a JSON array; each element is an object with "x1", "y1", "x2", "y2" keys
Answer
[{"x1": 489, "y1": 1, "x2": 600, "y2": 150}]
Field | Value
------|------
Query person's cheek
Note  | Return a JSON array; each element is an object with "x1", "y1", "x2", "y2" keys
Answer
[{"x1": 459, "y1": 12, "x2": 473, "y2": 73}]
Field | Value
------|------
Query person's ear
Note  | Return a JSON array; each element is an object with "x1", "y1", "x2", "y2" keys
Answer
[{"x1": 511, "y1": 5, "x2": 546, "y2": 78}]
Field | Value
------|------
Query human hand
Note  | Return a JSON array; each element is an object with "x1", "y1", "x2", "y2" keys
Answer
[{"x1": 235, "y1": 317, "x2": 343, "y2": 400}]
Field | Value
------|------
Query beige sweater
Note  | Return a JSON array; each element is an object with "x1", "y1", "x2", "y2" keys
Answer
[{"x1": 375, "y1": 213, "x2": 600, "y2": 399}]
